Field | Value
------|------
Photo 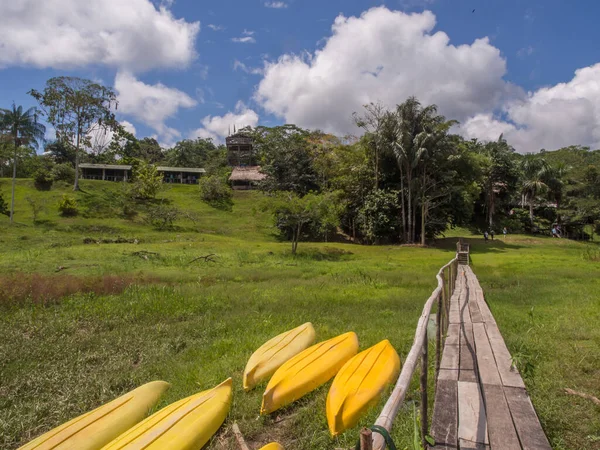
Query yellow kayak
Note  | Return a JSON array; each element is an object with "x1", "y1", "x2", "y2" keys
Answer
[
  {"x1": 259, "y1": 443, "x2": 284, "y2": 450},
  {"x1": 101, "y1": 378, "x2": 232, "y2": 450},
  {"x1": 261, "y1": 332, "x2": 359, "y2": 415},
  {"x1": 19, "y1": 381, "x2": 170, "y2": 450},
  {"x1": 244, "y1": 322, "x2": 316, "y2": 391},
  {"x1": 326, "y1": 340, "x2": 400, "y2": 436}
]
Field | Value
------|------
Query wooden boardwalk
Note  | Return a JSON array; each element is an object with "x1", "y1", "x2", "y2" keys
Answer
[{"x1": 430, "y1": 265, "x2": 551, "y2": 450}]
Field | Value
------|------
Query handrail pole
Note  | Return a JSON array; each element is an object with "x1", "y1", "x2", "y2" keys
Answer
[
  {"x1": 435, "y1": 291, "x2": 442, "y2": 381},
  {"x1": 420, "y1": 323, "x2": 428, "y2": 450}
]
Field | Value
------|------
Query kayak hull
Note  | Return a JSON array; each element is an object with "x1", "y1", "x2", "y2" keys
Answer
[
  {"x1": 19, "y1": 381, "x2": 170, "y2": 450},
  {"x1": 101, "y1": 378, "x2": 232, "y2": 450},
  {"x1": 259, "y1": 443, "x2": 285, "y2": 450},
  {"x1": 244, "y1": 323, "x2": 316, "y2": 391},
  {"x1": 261, "y1": 332, "x2": 359, "y2": 415},
  {"x1": 326, "y1": 340, "x2": 400, "y2": 436}
]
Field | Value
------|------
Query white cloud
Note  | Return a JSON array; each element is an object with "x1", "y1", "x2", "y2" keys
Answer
[
  {"x1": 459, "y1": 63, "x2": 600, "y2": 152},
  {"x1": 517, "y1": 46, "x2": 534, "y2": 58},
  {"x1": 0, "y1": 0, "x2": 199, "y2": 71},
  {"x1": 207, "y1": 24, "x2": 225, "y2": 31},
  {"x1": 232, "y1": 36, "x2": 256, "y2": 44},
  {"x1": 190, "y1": 101, "x2": 259, "y2": 141},
  {"x1": 233, "y1": 59, "x2": 264, "y2": 75},
  {"x1": 242, "y1": 29, "x2": 255, "y2": 36},
  {"x1": 264, "y1": 1, "x2": 288, "y2": 8},
  {"x1": 115, "y1": 71, "x2": 197, "y2": 145},
  {"x1": 255, "y1": 7, "x2": 512, "y2": 135},
  {"x1": 121, "y1": 121, "x2": 137, "y2": 136}
]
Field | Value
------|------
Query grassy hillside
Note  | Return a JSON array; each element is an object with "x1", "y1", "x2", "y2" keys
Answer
[{"x1": 1, "y1": 179, "x2": 599, "y2": 449}]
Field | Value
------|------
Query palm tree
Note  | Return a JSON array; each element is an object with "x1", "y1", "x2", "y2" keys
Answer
[
  {"x1": 520, "y1": 155, "x2": 551, "y2": 222},
  {"x1": 0, "y1": 104, "x2": 46, "y2": 224}
]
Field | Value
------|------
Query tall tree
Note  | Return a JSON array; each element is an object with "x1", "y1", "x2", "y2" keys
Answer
[
  {"x1": 30, "y1": 77, "x2": 118, "y2": 190},
  {"x1": 520, "y1": 155, "x2": 551, "y2": 221},
  {"x1": 0, "y1": 104, "x2": 46, "y2": 224}
]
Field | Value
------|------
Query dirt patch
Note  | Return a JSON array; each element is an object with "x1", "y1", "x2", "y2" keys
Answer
[{"x1": 0, "y1": 272, "x2": 160, "y2": 306}]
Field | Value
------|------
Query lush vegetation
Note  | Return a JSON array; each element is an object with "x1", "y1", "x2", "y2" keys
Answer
[
  {"x1": 2, "y1": 77, "x2": 600, "y2": 450},
  {"x1": 1, "y1": 180, "x2": 599, "y2": 450}
]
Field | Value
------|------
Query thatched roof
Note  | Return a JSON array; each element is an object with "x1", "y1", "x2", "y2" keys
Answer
[{"x1": 229, "y1": 166, "x2": 266, "y2": 182}]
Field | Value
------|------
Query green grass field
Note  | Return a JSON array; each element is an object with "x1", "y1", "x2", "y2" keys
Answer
[{"x1": 1, "y1": 179, "x2": 599, "y2": 449}]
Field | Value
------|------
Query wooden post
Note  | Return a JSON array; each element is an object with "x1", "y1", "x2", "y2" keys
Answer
[
  {"x1": 102, "y1": 168, "x2": 106, "y2": 181},
  {"x1": 360, "y1": 428, "x2": 373, "y2": 450},
  {"x1": 420, "y1": 329, "x2": 428, "y2": 450},
  {"x1": 435, "y1": 291, "x2": 442, "y2": 381}
]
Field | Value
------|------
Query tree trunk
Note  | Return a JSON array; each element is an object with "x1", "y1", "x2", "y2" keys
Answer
[
  {"x1": 407, "y1": 167, "x2": 412, "y2": 243},
  {"x1": 10, "y1": 138, "x2": 17, "y2": 224},
  {"x1": 420, "y1": 201, "x2": 426, "y2": 246},
  {"x1": 74, "y1": 126, "x2": 81, "y2": 191},
  {"x1": 529, "y1": 201, "x2": 534, "y2": 222},
  {"x1": 400, "y1": 166, "x2": 407, "y2": 242},
  {"x1": 374, "y1": 145, "x2": 379, "y2": 190}
]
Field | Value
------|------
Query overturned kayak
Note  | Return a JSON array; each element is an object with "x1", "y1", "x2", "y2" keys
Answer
[
  {"x1": 244, "y1": 322, "x2": 316, "y2": 391},
  {"x1": 19, "y1": 381, "x2": 170, "y2": 450},
  {"x1": 326, "y1": 340, "x2": 400, "y2": 436},
  {"x1": 101, "y1": 378, "x2": 232, "y2": 450},
  {"x1": 261, "y1": 332, "x2": 359, "y2": 415},
  {"x1": 259, "y1": 443, "x2": 284, "y2": 450}
]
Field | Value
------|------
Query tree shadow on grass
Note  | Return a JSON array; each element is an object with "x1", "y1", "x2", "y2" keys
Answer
[{"x1": 433, "y1": 236, "x2": 524, "y2": 254}]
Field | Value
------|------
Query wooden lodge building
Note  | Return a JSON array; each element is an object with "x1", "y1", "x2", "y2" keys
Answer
[
  {"x1": 80, "y1": 163, "x2": 205, "y2": 184},
  {"x1": 79, "y1": 129, "x2": 264, "y2": 189},
  {"x1": 226, "y1": 132, "x2": 265, "y2": 190}
]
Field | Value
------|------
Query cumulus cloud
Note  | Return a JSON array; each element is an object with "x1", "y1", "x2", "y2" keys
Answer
[
  {"x1": 233, "y1": 59, "x2": 264, "y2": 75},
  {"x1": 265, "y1": 1, "x2": 288, "y2": 8},
  {"x1": 255, "y1": 7, "x2": 512, "y2": 135},
  {"x1": 190, "y1": 101, "x2": 259, "y2": 141},
  {"x1": 232, "y1": 36, "x2": 256, "y2": 44},
  {"x1": 459, "y1": 63, "x2": 600, "y2": 152},
  {"x1": 115, "y1": 72, "x2": 197, "y2": 145},
  {"x1": 0, "y1": 0, "x2": 199, "y2": 71}
]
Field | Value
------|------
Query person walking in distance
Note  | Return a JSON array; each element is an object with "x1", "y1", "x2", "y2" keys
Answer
[
  {"x1": 484, "y1": 230, "x2": 489, "y2": 243},
  {"x1": 503, "y1": 227, "x2": 507, "y2": 239},
  {"x1": 490, "y1": 229, "x2": 495, "y2": 240}
]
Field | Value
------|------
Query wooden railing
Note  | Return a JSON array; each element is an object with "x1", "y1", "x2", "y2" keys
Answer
[
  {"x1": 367, "y1": 251, "x2": 462, "y2": 450},
  {"x1": 456, "y1": 239, "x2": 470, "y2": 254}
]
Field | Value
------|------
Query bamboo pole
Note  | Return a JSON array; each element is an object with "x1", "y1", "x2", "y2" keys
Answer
[
  {"x1": 435, "y1": 292, "x2": 442, "y2": 381},
  {"x1": 372, "y1": 258, "x2": 456, "y2": 450},
  {"x1": 420, "y1": 330, "x2": 428, "y2": 450}
]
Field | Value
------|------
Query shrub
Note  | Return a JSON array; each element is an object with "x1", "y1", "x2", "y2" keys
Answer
[
  {"x1": 145, "y1": 204, "x2": 179, "y2": 230},
  {"x1": 51, "y1": 163, "x2": 76, "y2": 184},
  {"x1": 26, "y1": 197, "x2": 45, "y2": 222},
  {"x1": 199, "y1": 175, "x2": 233, "y2": 210},
  {"x1": 58, "y1": 194, "x2": 78, "y2": 217},
  {"x1": 33, "y1": 168, "x2": 54, "y2": 191},
  {"x1": 131, "y1": 161, "x2": 162, "y2": 200},
  {"x1": 0, "y1": 191, "x2": 9, "y2": 217}
]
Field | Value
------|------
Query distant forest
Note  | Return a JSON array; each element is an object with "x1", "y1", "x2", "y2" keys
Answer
[{"x1": 2, "y1": 86, "x2": 600, "y2": 244}]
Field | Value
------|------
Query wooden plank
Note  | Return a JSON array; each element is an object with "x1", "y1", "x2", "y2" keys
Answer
[
  {"x1": 487, "y1": 333, "x2": 526, "y2": 389},
  {"x1": 472, "y1": 323, "x2": 501, "y2": 385},
  {"x1": 459, "y1": 368, "x2": 478, "y2": 382},
  {"x1": 431, "y1": 380, "x2": 458, "y2": 448},
  {"x1": 469, "y1": 297, "x2": 484, "y2": 323},
  {"x1": 449, "y1": 308, "x2": 461, "y2": 324},
  {"x1": 481, "y1": 384, "x2": 521, "y2": 450},
  {"x1": 460, "y1": 344, "x2": 476, "y2": 370},
  {"x1": 445, "y1": 324, "x2": 460, "y2": 346},
  {"x1": 484, "y1": 322, "x2": 503, "y2": 341},
  {"x1": 440, "y1": 344, "x2": 459, "y2": 370},
  {"x1": 459, "y1": 439, "x2": 490, "y2": 449},
  {"x1": 458, "y1": 381, "x2": 488, "y2": 444},
  {"x1": 461, "y1": 323, "x2": 475, "y2": 348},
  {"x1": 504, "y1": 386, "x2": 552, "y2": 450},
  {"x1": 438, "y1": 368, "x2": 459, "y2": 381}
]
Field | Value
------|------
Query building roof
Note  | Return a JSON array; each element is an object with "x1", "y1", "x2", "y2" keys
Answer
[
  {"x1": 79, "y1": 163, "x2": 205, "y2": 173},
  {"x1": 229, "y1": 166, "x2": 266, "y2": 182}
]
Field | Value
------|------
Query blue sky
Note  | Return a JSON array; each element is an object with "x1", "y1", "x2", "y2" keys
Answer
[{"x1": 1, "y1": 0, "x2": 600, "y2": 152}]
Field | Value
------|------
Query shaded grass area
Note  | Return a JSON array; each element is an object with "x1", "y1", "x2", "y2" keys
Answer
[{"x1": 1, "y1": 180, "x2": 599, "y2": 449}]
